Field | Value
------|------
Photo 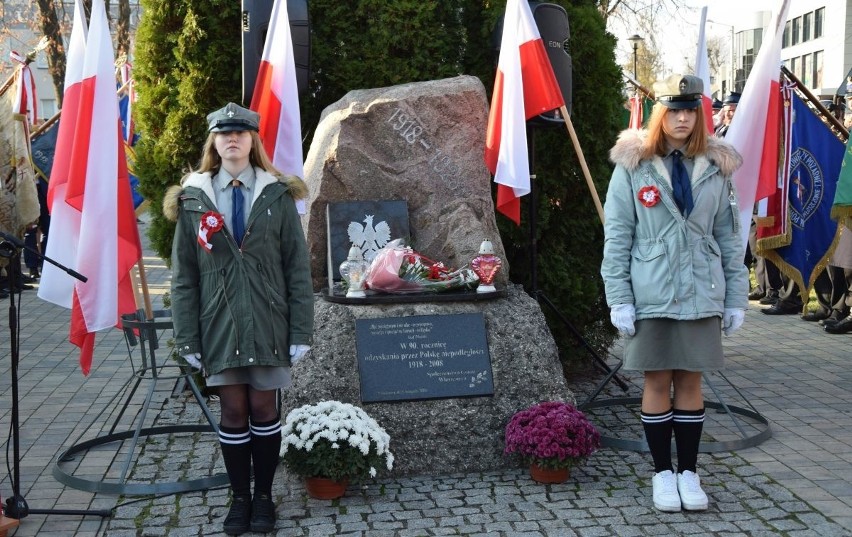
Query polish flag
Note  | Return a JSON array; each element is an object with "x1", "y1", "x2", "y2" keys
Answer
[
  {"x1": 725, "y1": 0, "x2": 792, "y2": 249},
  {"x1": 249, "y1": 0, "x2": 304, "y2": 211},
  {"x1": 10, "y1": 50, "x2": 38, "y2": 126},
  {"x1": 694, "y1": 7, "x2": 715, "y2": 134},
  {"x1": 628, "y1": 94, "x2": 643, "y2": 130},
  {"x1": 485, "y1": 0, "x2": 564, "y2": 225},
  {"x1": 39, "y1": 0, "x2": 87, "y2": 309},
  {"x1": 42, "y1": 0, "x2": 142, "y2": 375}
]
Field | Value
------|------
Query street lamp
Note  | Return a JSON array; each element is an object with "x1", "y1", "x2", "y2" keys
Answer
[{"x1": 627, "y1": 34, "x2": 644, "y2": 83}]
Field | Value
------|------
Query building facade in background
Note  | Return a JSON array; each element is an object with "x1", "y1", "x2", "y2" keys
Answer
[{"x1": 730, "y1": 0, "x2": 850, "y2": 113}]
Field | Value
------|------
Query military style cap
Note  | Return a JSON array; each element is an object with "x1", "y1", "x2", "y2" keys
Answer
[
  {"x1": 206, "y1": 102, "x2": 260, "y2": 132},
  {"x1": 723, "y1": 92, "x2": 741, "y2": 105},
  {"x1": 653, "y1": 74, "x2": 703, "y2": 110}
]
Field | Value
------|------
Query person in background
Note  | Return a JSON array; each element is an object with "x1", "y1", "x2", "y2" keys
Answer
[
  {"x1": 711, "y1": 98, "x2": 724, "y2": 130},
  {"x1": 22, "y1": 177, "x2": 50, "y2": 279},
  {"x1": 164, "y1": 102, "x2": 314, "y2": 536},
  {"x1": 713, "y1": 92, "x2": 739, "y2": 138},
  {"x1": 602, "y1": 74, "x2": 748, "y2": 513},
  {"x1": 820, "y1": 225, "x2": 852, "y2": 333}
]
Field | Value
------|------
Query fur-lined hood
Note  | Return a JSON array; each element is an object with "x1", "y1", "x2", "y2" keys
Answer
[
  {"x1": 609, "y1": 129, "x2": 743, "y2": 177},
  {"x1": 162, "y1": 168, "x2": 308, "y2": 222}
]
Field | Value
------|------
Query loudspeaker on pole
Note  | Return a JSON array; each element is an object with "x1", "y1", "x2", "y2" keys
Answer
[
  {"x1": 491, "y1": 1, "x2": 573, "y2": 126},
  {"x1": 241, "y1": 0, "x2": 310, "y2": 105}
]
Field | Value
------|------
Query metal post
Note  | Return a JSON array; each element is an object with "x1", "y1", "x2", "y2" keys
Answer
[{"x1": 628, "y1": 34, "x2": 644, "y2": 85}]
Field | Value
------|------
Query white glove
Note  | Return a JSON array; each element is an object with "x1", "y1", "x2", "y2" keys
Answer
[
  {"x1": 181, "y1": 352, "x2": 202, "y2": 370},
  {"x1": 610, "y1": 304, "x2": 636, "y2": 337},
  {"x1": 289, "y1": 344, "x2": 311, "y2": 365},
  {"x1": 722, "y1": 308, "x2": 745, "y2": 336}
]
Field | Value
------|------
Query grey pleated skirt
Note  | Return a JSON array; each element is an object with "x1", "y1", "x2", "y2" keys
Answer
[
  {"x1": 207, "y1": 366, "x2": 292, "y2": 390},
  {"x1": 622, "y1": 317, "x2": 724, "y2": 372}
]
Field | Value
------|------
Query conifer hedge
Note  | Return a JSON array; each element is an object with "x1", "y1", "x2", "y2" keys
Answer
[{"x1": 133, "y1": 0, "x2": 623, "y2": 366}]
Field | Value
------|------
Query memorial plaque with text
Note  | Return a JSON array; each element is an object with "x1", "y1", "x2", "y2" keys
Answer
[{"x1": 355, "y1": 313, "x2": 494, "y2": 403}]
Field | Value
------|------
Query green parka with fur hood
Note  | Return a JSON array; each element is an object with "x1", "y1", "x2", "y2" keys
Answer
[
  {"x1": 163, "y1": 168, "x2": 313, "y2": 376},
  {"x1": 601, "y1": 129, "x2": 749, "y2": 320}
]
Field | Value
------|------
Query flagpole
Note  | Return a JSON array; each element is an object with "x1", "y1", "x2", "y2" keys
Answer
[
  {"x1": 624, "y1": 74, "x2": 654, "y2": 99},
  {"x1": 559, "y1": 105, "x2": 604, "y2": 225},
  {"x1": 0, "y1": 38, "x2": 49, "y2": 97},
  {"x1": 780, "y1": 66, "x2": 848, "y2": 140},
  {"x1": 135, "y1": 257, "x2": 154, "y2": 321}
]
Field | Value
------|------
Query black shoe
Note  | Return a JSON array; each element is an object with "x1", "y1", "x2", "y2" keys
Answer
[
  {"x1": 822, "y1": 311, "x2": 847, "y2": 327},
  {"x1": 223, "y1": 495, "x2": 252, "y2": 536},
  {"x1": 748, "y1": 289, "x2": 766, "y2": 300},
  {"x1": 824, "y1": 315, "x2": 852, "y2": 334},
  {"x1": 250, "y1": 494, "x2": 276, "y2": 533},
  {"x1": 761, "y1": 303, "x2": 800, "y2": 315},
  {"x1": 759, "y1": 292, "x2": 779, "y2": 305},
  {"x1": 14, "y1": 283, "x2": 34, "y2": 291},
  {"x1": 0, "y1": 290, "x2": 8, "y2": 299},
  {"x1": 29, "y1": 268, "x2": 40, "y2": 279},
  {"x1": 801, "y1": 310, "x2": 830, "y2": 322}
]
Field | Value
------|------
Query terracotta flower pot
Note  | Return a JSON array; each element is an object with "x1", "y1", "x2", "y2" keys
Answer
[
  {"x1": 304, "y1": 476, "x2": 349, "y2": 500},
  {"x1": 529, "y1": 463, "x2": 570, "y2": 484}
]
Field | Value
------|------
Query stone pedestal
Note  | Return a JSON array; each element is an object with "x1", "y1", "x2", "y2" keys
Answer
[{"x1": 282, "y1": 285, "x2": 574, "y2": 477}]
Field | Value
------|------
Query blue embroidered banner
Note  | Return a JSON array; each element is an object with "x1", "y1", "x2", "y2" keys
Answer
[{"x1": 771, "y1": 93, "x2": 844, "y2": 293}]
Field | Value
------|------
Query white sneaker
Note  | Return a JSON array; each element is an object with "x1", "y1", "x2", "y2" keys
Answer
[
  {"x1": 652, "y1": 470, "x2": 681, "y2": 512},
  {"x1": 677, "y1": 470, "x2": 709, "y2": 510}
]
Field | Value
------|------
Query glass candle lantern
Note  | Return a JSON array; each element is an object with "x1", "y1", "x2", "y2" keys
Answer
[
  {"x1": 471, "y1": 239, "x2": 502, "y2": 293},
  {"x1": 339, "y1": 245, "x2": 370, "y2": 298}
]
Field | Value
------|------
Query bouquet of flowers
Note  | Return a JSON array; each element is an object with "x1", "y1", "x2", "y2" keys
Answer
[
  {"x1": 364, "y1": 239, "x2": 479, "y2": 294},
  {"x1": 504, "y1": 401, "x2": 601, "y2": 470},
  {"x1": 280, "y1": 401, "x2": 395, "y2": 482}
]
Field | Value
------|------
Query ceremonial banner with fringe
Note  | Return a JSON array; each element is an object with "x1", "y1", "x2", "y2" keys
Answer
[
  {"x1": 30, "y1": 119, "x2": 59, "y2": 181},
  {"x1": 758, "y1": 91, "x2": 845, "y2": 305}
]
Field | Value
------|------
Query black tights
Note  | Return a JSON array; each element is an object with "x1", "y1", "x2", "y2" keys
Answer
[{"x1": 217, "y1": 384, "x2": 279, "y2": 428}]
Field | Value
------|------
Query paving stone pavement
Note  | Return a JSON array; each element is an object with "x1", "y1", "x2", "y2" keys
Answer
[{"x1": 1, "y1": 221, "x2": 851, "y2": 536}]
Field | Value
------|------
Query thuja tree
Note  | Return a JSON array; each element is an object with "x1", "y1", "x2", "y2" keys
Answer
[
  {"x1": 134, "y1": 0, "x2": 622, "y2": 368},
  {"x1": 480, "y1": 0, "x2": 624, "y2": 367},
  {"x1": 133, "y1": 0, "x2": 242, "y2": 259}
]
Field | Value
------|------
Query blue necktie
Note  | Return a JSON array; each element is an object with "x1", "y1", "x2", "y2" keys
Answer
[
  {"x1": 671, "y1": 150, "x2": 694, "y2": 217},
  {"x1": 231, "y1": 180, "x2": 245, "y2": 245}
]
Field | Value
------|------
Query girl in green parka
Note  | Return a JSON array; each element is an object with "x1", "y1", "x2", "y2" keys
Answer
[{"x1": 164, "y1": 103, "x2": 313, "y2": 535}]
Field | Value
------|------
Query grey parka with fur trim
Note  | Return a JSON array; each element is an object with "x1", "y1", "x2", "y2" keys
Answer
[{"x1": 600, "y1": 129, "x2": 749, "y2": 320}]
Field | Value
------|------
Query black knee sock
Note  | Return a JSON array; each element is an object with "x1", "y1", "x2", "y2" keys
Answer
[
  {"x1": 641, "y1": 408, "x2": 674, "y2": 473},
  {"x1": 673, "y1": 408, "x2": 705, "y2": 474},
  {"x1": 219, "y1": 424, "x2": 252, "y2": 497},
  {"x1": 250, "y1": 417, "x2": 282, "y2": 498}
]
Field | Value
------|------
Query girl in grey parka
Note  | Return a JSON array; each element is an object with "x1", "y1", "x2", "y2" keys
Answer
[{"x1": 601, "y1": 75, "x2": 748, "y2": 514}]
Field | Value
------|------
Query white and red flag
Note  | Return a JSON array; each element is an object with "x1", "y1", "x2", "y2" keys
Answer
[
  {"x1": 39, "y1": 0, "x2": 88, "y2": 309},
  {"x1": 38, "y1": 0, "x2": 141, "y2": 375},
  {"x1": 628, "y1": 94, "x2": 643, "y2": 130},
  {"x1": 485, "y1": 0, "x2": 564, "y2": 225},
  {"x1": 249, "y1": 0, "x2": 305, "y2": 212},
  {"x1": 694, "y1": 6, "x2": 715, "y2": 134},
  {"x1": 725, "y1": 0, "x2": 792, "y2": 249},
  {"x1": 10, "y1": 50, "x2": 38, "y2": 127}
]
